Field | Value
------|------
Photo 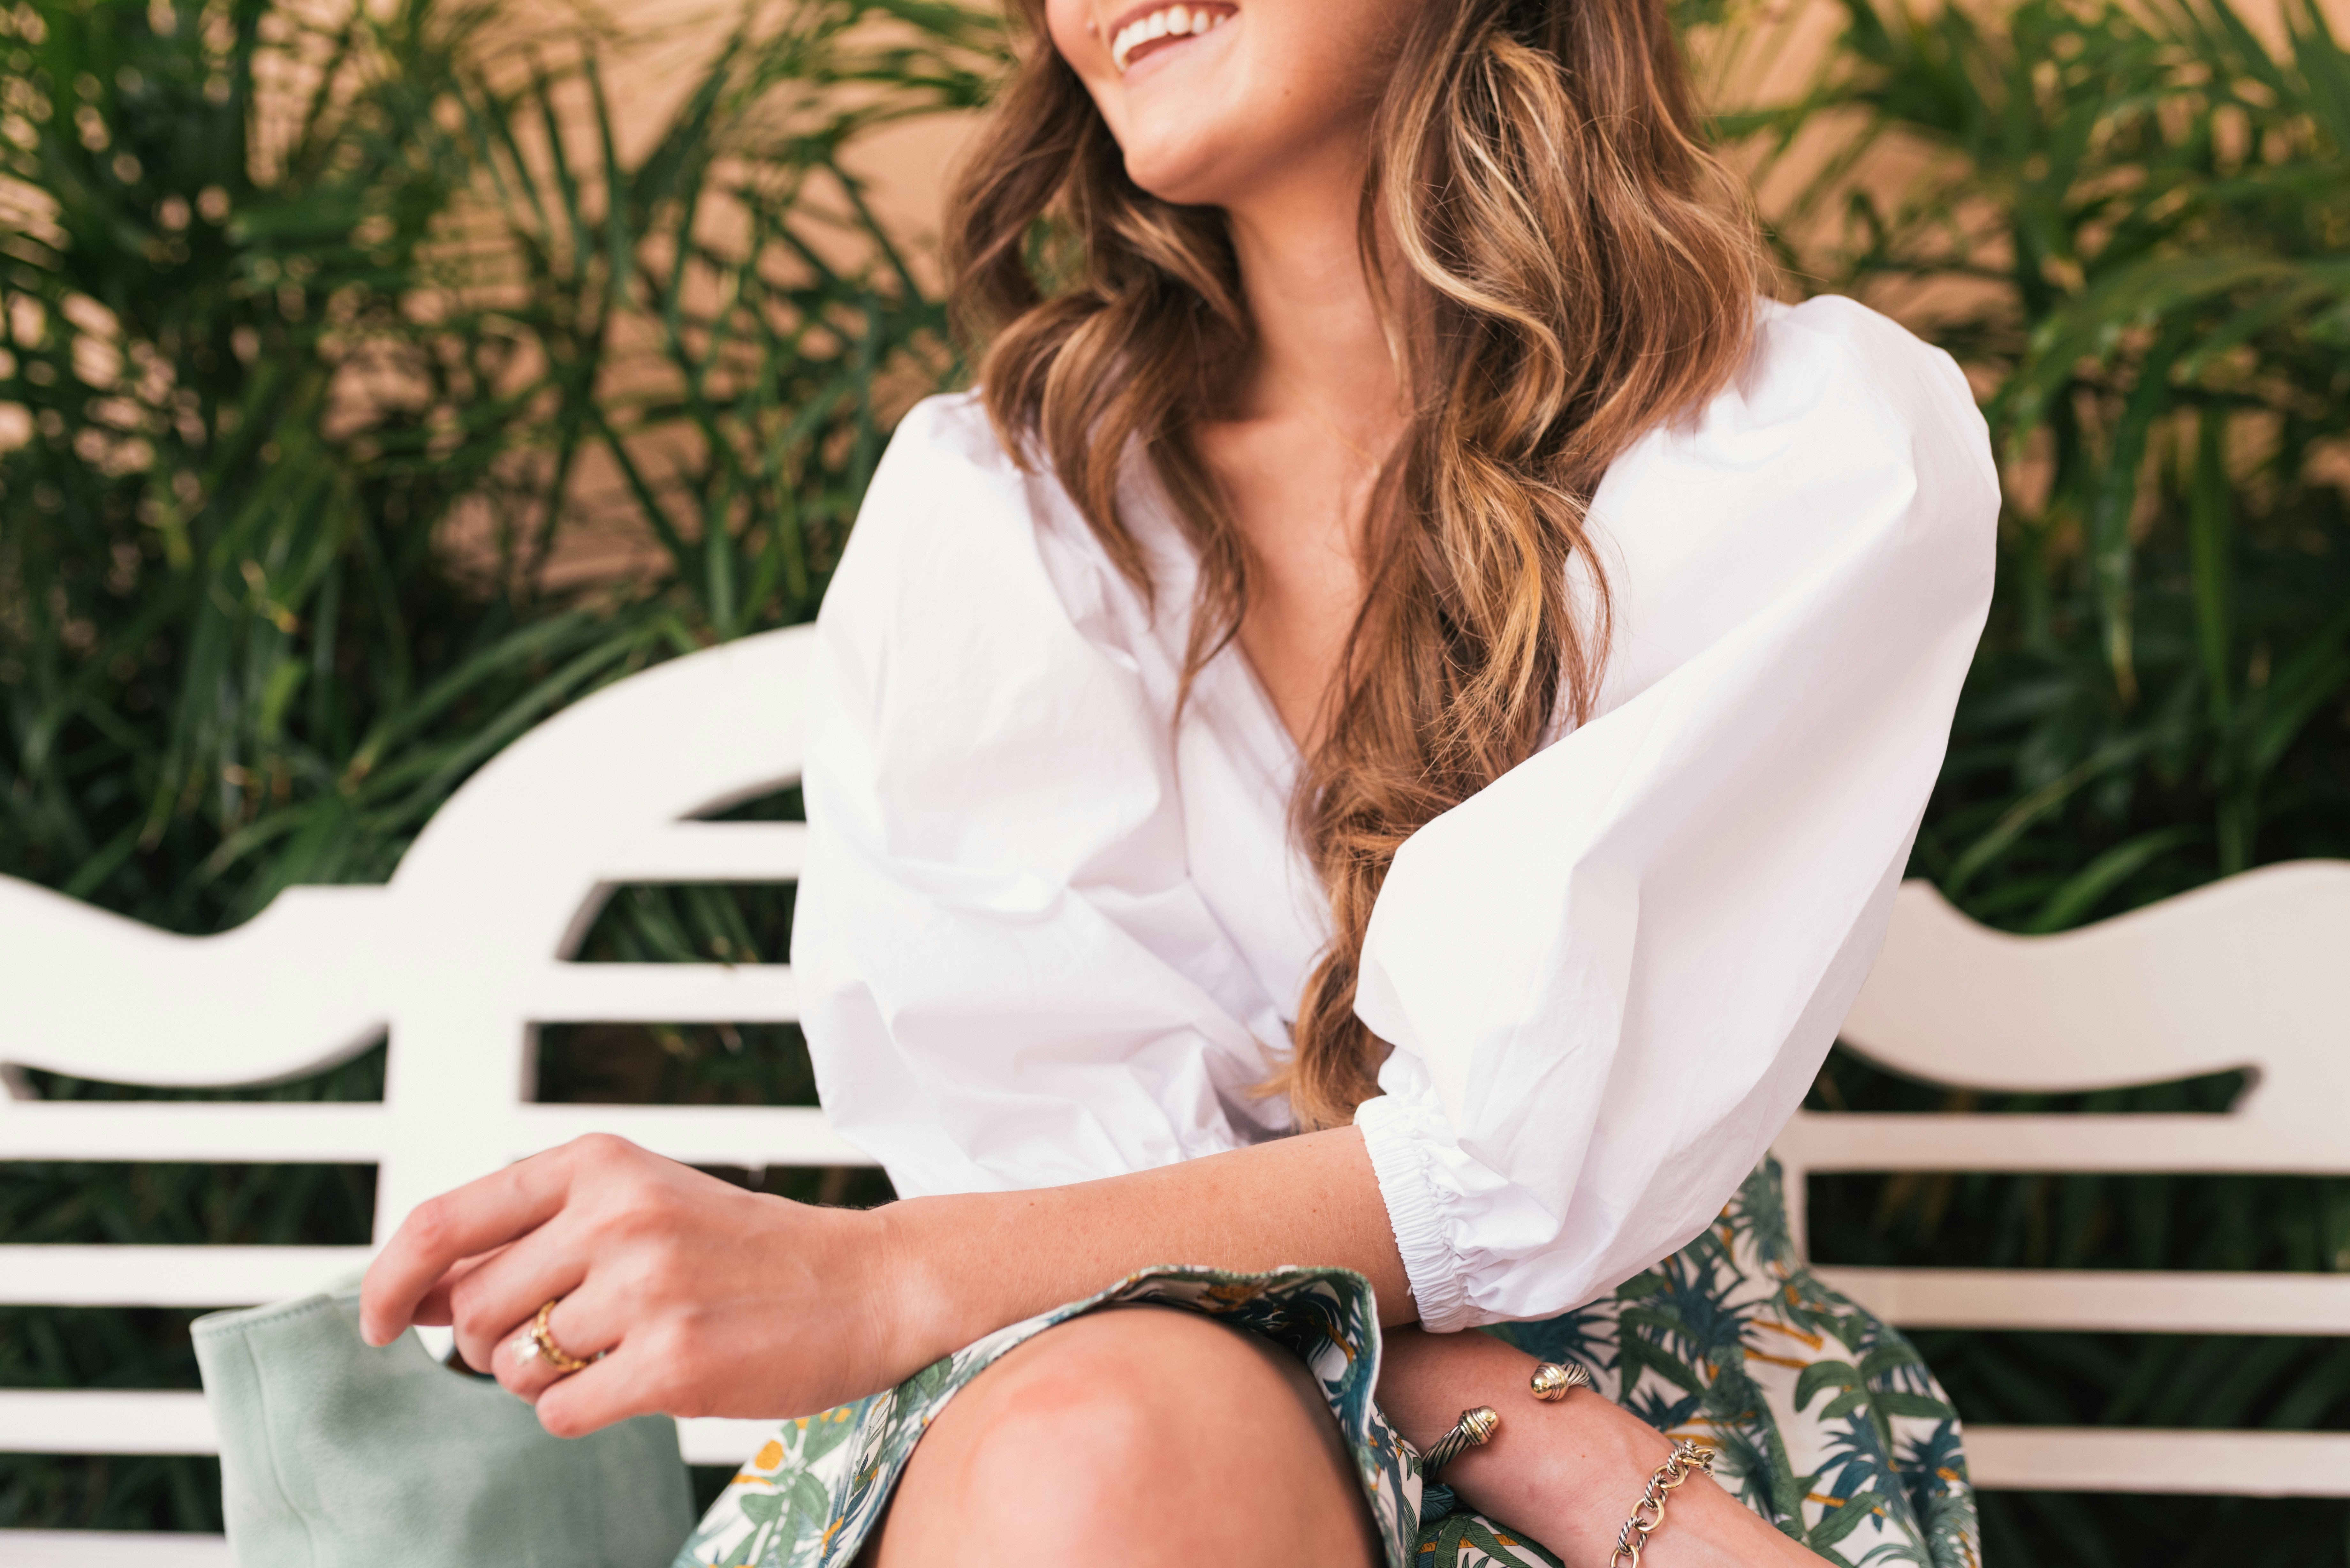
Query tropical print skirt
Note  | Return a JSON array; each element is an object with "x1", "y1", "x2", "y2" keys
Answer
[{"x1": 676, "y1": 1160, "x2": 1979, "y2": 1568}]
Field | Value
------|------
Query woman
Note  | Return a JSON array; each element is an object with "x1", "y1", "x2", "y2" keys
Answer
[{"x1": 360, "y1": 0, "x2": 1998, "y2": 1560}]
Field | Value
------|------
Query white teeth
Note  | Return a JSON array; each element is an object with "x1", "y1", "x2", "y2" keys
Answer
[{"x1": 1110, "y1": 5, "x2": 1226, "y2": 73}]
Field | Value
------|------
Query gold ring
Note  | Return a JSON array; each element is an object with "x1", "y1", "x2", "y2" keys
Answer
[{"x1": 511, "y1": 1298, "x2": 596, "y2": 1376}]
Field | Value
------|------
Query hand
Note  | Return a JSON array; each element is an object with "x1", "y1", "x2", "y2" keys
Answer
[{"x1": 359, "y1": 1134, "x2": 902, "y2": 1436}]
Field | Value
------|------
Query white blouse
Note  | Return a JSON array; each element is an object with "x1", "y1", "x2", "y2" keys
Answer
[{"x1": 792, "y1": 295, "x2": 1999, "y2": 1331}]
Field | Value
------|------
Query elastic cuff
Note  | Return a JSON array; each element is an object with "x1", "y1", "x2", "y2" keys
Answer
[{"x1": 1353, "y1": 1094, "x2": 1473, "y2": 1332}]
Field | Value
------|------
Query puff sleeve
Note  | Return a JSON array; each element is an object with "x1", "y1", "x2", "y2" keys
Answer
[
  {"x1": 791, "y1": 395, "x2": 1294, "y2": 1200},
  {"x1": 1349, "y1": 297, "x2": 1999, "y2": 1329}
]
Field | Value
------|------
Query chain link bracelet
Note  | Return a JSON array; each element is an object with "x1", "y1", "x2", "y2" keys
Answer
[{"x1": 1609, "y1": 1438, "x2": 1715, "y2": 1567}]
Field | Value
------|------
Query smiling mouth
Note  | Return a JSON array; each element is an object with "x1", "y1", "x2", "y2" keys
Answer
[{"x1": 1109, "y1": 2, "x2": 1236, "y2": 75}]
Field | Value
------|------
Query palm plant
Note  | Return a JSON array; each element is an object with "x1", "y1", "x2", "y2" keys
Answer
[
  {"x1": 1758, "y1": 0, "x2": 2350, "y2": 921},
  {"x1": 1, "y1": 0, "x2": 993, "y2": 1529},
  {"x1": 1, "y1": 0, "x2": 996, "y2": 937},
  {"x1": 1744, "y1": 0, "x2": 2350, "y2": 1561}
]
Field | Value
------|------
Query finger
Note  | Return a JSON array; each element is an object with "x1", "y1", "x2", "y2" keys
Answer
[
  {"x1": 359, "y1": 1146, "x2": 576, "y2": 1346},
  {"x1": 448, "y1": 1218, "x2": 593, "y2": 1377},
  {"x1": 531, "y1": 1325, "x2": 684, "y2": 1439},
  {"x1": 406, "y1": 1244, "x2": 514, "y2": 1330},
  {"x1": 491, "y1": 1277, "x2": 622, "y2": 1404}
]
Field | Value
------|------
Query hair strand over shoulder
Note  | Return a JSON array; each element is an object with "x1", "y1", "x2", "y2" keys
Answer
[{"x1": 945, "y1": 0, "x2": 1767, "y2": 1128}]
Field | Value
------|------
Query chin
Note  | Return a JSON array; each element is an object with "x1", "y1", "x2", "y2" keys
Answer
[
  {"x1": 1108, "y1": 95, "x2": 1301, "y2": 209},
  {"x1": 1117, "y1": 139, "x2": 1237, "y2": 208},
  {"x1": 1052, "y1": 0, "x2": 1386, "y2": 212}
]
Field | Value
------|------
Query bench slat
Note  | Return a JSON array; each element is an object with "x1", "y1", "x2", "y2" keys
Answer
[
  {"x1": 0, "y1": 1390, "x2": 218, "y2": 1454},
  {"x1": 678, "y1": 1417, "x2": 786, "y2": 1466},
  {"x1": 593, "y1": 821, "x2": 807, "y2": 883},
  {"x1": 0, "y1": 1102, "x2": 871, "y2": 1170},
  {"x1": 0, "y1": 1386, "x2": 771, "y2": 1473},
  {"x1": 13, "y1": 1391, "x2": 2344, "y2": 1501},
  {"x1": 1776, "y1": 1111, "x2": 2350, "y2": 1175},
  {"x1": 511, "y1": 1104, "x2": 876, "y2": 1167},
  {"x1": 0, "y1": 1101, "x2": 388, "y2": 1163},
  {"x1": 524, "y1": 962, "x2": 801, "y2": 1022},
  {"x1": 1815, "y1": 1266, "x2": 2350, "y2": 1336},
  {"x1": 0, "y1": 1247, "x2": 372, "y2": 1307},
  {"x1": 1966, "y1": 1426, "x2": 2350, "y2": 1496},
  {"x1": 0, "y1": 1530, "x2": 233, "y2": 1565}
]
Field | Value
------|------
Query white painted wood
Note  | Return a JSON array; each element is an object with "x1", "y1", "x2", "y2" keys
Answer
[
  {"x1": 680, "y1": 1418, "x2": 794, "y2": 1467},
  {"x1": 1964, "y1": 1427, "x2": 2350, "y2": 1496},
  {"x1": 515, "y1": 961, "x2": 806, "y2": 1021},
  {"x1": 0, "y1": 1385, "x2": 755, "y2": 1471},
  {"x1": 1779, "y1": 870, "x2": 2350, "y2": 1260},
  {"x1": 1786, "y1": 868, "x2": 2350, "y2": 1247},
  {"x1": 596, "y1": 822, "x2": 809, "y2": 883},
  {"x1": 0, "y1": 1391, "x2": 219, "y2": 1455},
  {"x1": 0, "y1": 1101, "x2": 389, "y2": 1163},
  {"x1": 1815, "y1": 1267, "x2": 2350, "y2": 1336},
  {"x1": 0, "y1": 1100, "x2": 858, "y2": 1168},
  {"x1": 1, "y1": 1531, "x2": 234, "y2": 1566},
  {"x1": 1773, "y1": 1111, "x2": 2350, "y2": 1176},
  {"x1": 1840, "y1": 865, "x2": 2350, "y2": 1107},
  {"x1": 0, "y1": 1247, "x2": 374, "y2": 1307},
  {"x1": 508, "y1": 1104, "x2": 868, "y2": 1167},
  {"x1": 0, "y1": 627, "x2": 867, "y2": 1546},
  {"x1": 1773, "y1": 865, "x2": 2350, "y2": 1502},
  {"x1": 3, "y1": 620, "x2": 2341, "y2": 1543}
]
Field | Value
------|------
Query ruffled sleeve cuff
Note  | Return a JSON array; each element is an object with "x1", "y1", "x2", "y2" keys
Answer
[{"x1": 1353, "y1": 1091, "x2": 1475, "y2": 1332}]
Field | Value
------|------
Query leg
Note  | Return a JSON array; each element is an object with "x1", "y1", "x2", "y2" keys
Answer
[{"x1": 863, "y1": 1305, "x2": 1383, "y2": 1568}]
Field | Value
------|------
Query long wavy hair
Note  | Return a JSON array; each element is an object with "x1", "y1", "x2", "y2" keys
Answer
[{"x1": 945, "y1": 0, "x2": 1767, "y2": 1128}]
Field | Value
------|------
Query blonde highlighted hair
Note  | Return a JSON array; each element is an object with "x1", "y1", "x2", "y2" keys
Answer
[{"x1": 945, "y1": 0, "x2": 1767, "y2": 1127}]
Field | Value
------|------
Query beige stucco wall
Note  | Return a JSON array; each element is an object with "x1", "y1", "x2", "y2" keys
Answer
[
  {"x1": 477, "y1": 0, "x2": 2347, "y2": 585},
  {"x1": 495, "y1": 0, "x2": 979, "y2": 275},
  {"x1": 552, "y1": 0, "x2": 2348, "y2": 268}
]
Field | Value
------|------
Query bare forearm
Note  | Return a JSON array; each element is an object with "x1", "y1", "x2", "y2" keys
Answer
[
  {"x1": 880, "y1": 1149, "x2": 1820, "y2": 1568},
  {"x1": 876, "y1": 1125, "x2": 1413, "y2": 1375},
  {"x1": 363, "y1": 1129, "x2": 1828, "y2": 1567},
  {"x1": 1380, "y1": 1329, "x2": 1820, "y2": 1567}
]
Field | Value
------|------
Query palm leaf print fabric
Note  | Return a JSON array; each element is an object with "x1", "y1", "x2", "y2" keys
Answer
[
  {"x1": 676, "y1": 1161, "x2": 1977, "y2": 1568},
  {"x1": 1490, "y1": 1162, "x2": 1980, "y2": 1567}
]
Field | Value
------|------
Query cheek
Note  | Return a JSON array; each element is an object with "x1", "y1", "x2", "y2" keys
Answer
[
  {"x1": 1042, "y1": 0, "x2": 1103, "y2": 90},
  {"x1": 1041, "y1": 0, "x2": 1133, "y2": 142},
  {"x1": 1042, "y1": 0, "x2": 1083, "y2": 56}
]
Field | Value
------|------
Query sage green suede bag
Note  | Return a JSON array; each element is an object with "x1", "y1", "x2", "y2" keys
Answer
[{"x1": 192, "y1": 1285, "x2": 694, "y2": 1568}]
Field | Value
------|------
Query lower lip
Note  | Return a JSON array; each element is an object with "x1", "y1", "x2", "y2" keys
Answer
[{"x1": 1120, "y1": 15, "x2": 1237, "y2": 84}]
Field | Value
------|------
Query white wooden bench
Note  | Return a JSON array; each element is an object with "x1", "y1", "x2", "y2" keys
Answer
[
  {"x1": 2, "y1": 621, "x2": 2344, "y2": 1563},
  {"x1": 0, "y1": 626, "x2": 845, "y2": 1565},
  {"x1": 1782, "y1": 862, "x2": 2350, "y2": 1498}
]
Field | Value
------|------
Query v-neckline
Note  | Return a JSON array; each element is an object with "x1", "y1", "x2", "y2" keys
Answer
[
  {"x1": 1119, "y1": 472, "x2": 1310, "y2": 785},
  {"x1": 1227, "y1": 644, "x2": 1308, "y2": 770}
]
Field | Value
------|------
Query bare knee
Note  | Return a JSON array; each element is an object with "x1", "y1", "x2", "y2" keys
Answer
[
  {"x1": 868, "y1": 1307, "x2": 1376, "y2": 1568},
  {"x1": 940, "y1": 1309, "x2": 1253, "y2": 1522},
  {"x1": 968, "y1": 1368, "x2": 1171, "y2": 1528}
]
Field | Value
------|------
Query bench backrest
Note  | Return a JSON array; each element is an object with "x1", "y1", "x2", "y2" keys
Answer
[
  {"x1": 3, "y1": 621, "x2": 2344, "y2": 1546},
  {"x1": 1778, "y1": 865, "x2": 2350, "y2": 1497},
  {"x1": 0, "y1": 624, "x2": 852, "y2": 1487}
]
